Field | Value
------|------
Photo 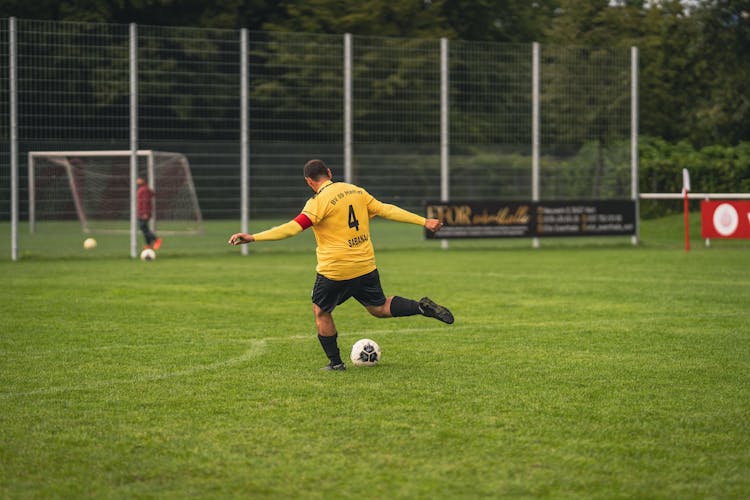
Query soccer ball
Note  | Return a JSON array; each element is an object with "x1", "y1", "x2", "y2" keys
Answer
[
  {"x1": 140, "y1": 248, "x2": 156, "y2": 261},
  {"x1": 350, "y1": 338, "x2": 381, "y2": 367},
  {"x1": 83, "y1": 238, "x2": 97, "y2": 250}
]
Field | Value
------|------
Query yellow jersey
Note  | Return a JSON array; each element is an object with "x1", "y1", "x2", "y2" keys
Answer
[{"x1": 301, "y1": 181, "x2": 425, "y2": 280}]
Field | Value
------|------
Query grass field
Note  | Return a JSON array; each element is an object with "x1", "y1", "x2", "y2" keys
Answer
[{"x1": 1, "y1": 216, "x2": 749, "y2": 498}]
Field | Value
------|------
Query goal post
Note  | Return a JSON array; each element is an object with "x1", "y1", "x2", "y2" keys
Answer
[{"x1": 28, "y1": 150, "x2": 203, "y2": 235}]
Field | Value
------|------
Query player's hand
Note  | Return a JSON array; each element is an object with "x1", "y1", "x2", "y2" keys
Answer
[
  {"x1": 229, "y1": 233, "x2": 254, "y2": 245},
  {"x1": 424, "y1": 218, "x2": 443, "y2": 233}
]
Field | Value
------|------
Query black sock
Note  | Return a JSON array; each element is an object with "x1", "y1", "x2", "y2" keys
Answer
[
  {"x1": 390, "y1": 296, "x2": 421, "y2": 317},
  {"x1": 318, "y1": 333, "x2": 343, "y2": 365}
]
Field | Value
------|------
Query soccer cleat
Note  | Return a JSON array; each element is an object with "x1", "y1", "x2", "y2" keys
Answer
[
  {"x1": 320, "y1": 362, "x2": 346, "y2": 371},
  {"x1": 418, "y1": 297, "x2": 454, "y2": 324},
  {"x1": 153, "y1": 238, "x2": 162, "y2": 250},
  {"x1": 142, "y1": 244, "x2": 152, "y2": 250}
]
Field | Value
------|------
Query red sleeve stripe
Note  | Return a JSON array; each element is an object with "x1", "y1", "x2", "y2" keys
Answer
[{"x1": 294, "y1": 213, "x2": 313, "y2": 230}]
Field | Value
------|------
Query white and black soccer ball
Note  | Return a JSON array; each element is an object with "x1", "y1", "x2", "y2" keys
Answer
[
  {"x1": 350, "y1": 338, "x2": 381, "y2": 367},
  {"x1": 83, "y1": 238, "x2": 97, "y2": 250},
  {"x1": 140, "y1": 248, "x2": 156, "y2": 261}
]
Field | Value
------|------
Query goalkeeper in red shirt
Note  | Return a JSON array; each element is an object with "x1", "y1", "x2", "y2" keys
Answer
[
  {"x1": 136, "y1": 177, "x2": 162, "y2": 251},
  {"x1": 229, "y1": 159, "x2": 453, "y2": 371}
]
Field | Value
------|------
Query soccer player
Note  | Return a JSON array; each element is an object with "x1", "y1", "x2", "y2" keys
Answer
[
  {"x1": 136, "y1": 177, "x2": 162, "y2": 251},
  {"x1": 229, "y1": 159, "x2": 454, "y2": 371}
]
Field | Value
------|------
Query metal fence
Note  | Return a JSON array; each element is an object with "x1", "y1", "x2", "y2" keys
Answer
[{"x1": 1, "y1": 18, "x2": 636, "y2": 259}]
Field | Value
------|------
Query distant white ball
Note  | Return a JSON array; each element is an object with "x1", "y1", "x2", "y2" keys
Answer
[
  {"x1": 140, "y1": 248, "x2": 156, "y2": 261},
  {"x1": 350, "y1": 338, "x2": 381, "y2": 366},
  {"x1": 83, "y1": 238, "x2": 97, "y2": 250}
]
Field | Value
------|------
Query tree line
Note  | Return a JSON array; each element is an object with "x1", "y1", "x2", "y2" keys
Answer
[{"x1": 2, "y1": 0, "x2": 748, "y2": 147}]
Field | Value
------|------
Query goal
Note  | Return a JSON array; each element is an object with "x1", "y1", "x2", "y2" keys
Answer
[{"x1": 28, "y1": 150, "x2": 203, "y2": 234}]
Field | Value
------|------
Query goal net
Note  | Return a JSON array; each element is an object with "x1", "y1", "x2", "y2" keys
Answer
[{"x1": 28, "y1": 150, "x2": 203, "y2": 234}]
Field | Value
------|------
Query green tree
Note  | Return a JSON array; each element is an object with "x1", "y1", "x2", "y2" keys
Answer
[
  {"x1": 545, "y1": 0, "x2": 750, "y2": 146},
  {"x1": 690, "y1": 0, "x2": 750, "y2": 145},
  {"x1": 2, "y1": 0, "x2": 285, "y2": 30},
  {"x1": 541, "y1": 1, "x2": 634, "y2": 197},
  {"x1": 440, "y1": 0, "x2": 559, "y2": 42},
  {"x1": 263, "y1": 0, "x2": 454, "y2": 38},
  {"x1": 257, "y1": 0, "x2": 454, "y2": 147},
  {"x1": 637, "y1": 2, "x2": 702, "y2": 143}
]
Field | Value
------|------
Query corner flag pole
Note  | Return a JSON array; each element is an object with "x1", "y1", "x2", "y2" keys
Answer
[{"x1": 683, "y1": 168, "x2": 690, "y2": 252}]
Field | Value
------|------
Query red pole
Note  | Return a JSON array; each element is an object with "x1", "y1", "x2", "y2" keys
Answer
[{"x1": 683, "y1": 188, "x2": 690, "y2": 252}]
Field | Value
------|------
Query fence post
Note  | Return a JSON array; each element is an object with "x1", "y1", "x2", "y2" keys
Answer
[
  {"x1": 631, "y1": 46, "x2": 640, "y2": 246},
  {"x1": 129, "y1": 23, "x2": 138, "y2": 258},
  {"x1": 532, "y1": 42, "x2": 540, "y2": 249},
  {"x1": 440, "y1": 37, "x2": 449, "y2": 250},
  {"x1": 240, "y1": 28, "x2": 249, "y2": 256},
  {"x1": 344, "y1": 33, "x2": 352, "y2": 184},
  {"x1": 9, "y1": 18, "x2": 18, "y2": 261}
]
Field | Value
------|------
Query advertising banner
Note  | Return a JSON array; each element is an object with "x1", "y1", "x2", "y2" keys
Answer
[
  {"x1": 425, "y1": 201, "x2": 532, "y2": 238},
  {"x1": 701, "y1": 201, "x2": 750, "y2": 239},
  {"x1": 425, "y1": 200, "x2": 636, "y2": 239}
]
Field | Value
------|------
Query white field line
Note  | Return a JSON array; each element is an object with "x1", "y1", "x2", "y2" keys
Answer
[
  {"x1": 0, "y1": 325, "x2": 469, "y2": 399},
  {"x1": 1, "y1": 340, "x2": 266, "y2": 398}
]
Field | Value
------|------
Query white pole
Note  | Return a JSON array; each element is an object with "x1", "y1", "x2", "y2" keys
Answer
[
  {"x1": 344, "y1": 33, "x2": 352, "y2": 184},
  {"x1": 240, "y1": 28, "x2": 249, "y2": 256},
  {"x1": 28, "y1": 153, "x2": 34, "y2": 234},
  {"x1": 532, "y1": 42, "x2": 540, "y2": 249},
  {"x1": 130, "y1": 23, "x2": 138, "y2": 258},
  {"x1": 10, "y1": 18, "x2": 18, "y2": 261},
  {"x1": 631, "y1": 46, "x2": 639, "y2": 246},
  {"x1": 147, "y1": 152, "x2": 155, "y2": 232},
  {"x1": 440, "y1": 38, "x2": 449, "y2": 250}
]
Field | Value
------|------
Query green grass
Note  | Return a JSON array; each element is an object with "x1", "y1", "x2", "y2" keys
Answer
[{"x1": 1, "y1": 217, "x2": 749, "y2": 498}]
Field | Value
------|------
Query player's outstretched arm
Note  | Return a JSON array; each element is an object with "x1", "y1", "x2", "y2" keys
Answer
[
  {"x1": 374, "y1": 202, "x2": 426, "y2": 226},
  {"x1": 369, "y1": 197, "x2": 444, "y2": 233},
  {"x1": 229, "y1": 233, "x2": 254, "y2": 245},
  {"x1": 228, "y1": 217, "x2": 308, "y2": 245}
]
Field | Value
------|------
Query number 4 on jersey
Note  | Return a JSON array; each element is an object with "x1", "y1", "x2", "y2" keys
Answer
[{"x1": 348, "y1": 204, "x2": 360, "y2": 231}]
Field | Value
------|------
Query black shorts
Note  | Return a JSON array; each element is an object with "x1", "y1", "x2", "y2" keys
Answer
[{"x1": 312, "y1": 269, "x2": 386, "y2": 313}]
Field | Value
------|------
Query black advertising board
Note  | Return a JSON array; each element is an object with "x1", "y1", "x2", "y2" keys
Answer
[
  {"x1": 534, "y1": 200, "x2": 636, "y2": 237},
  {"x1": 425, "y1": 200, "x2": 636, "y2": 239},
  {"x1": 425, "y1": 201, "x2": 533, "y2": 238}
]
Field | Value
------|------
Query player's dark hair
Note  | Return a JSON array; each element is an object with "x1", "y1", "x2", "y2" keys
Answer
[{"x1": 304, "y1": 159, "x2": 330, "y2": 181}]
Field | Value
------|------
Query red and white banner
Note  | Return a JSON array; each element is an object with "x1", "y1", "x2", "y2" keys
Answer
[{"x1": 701, "y1": 201, "x2": 750, "y2": 239}]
